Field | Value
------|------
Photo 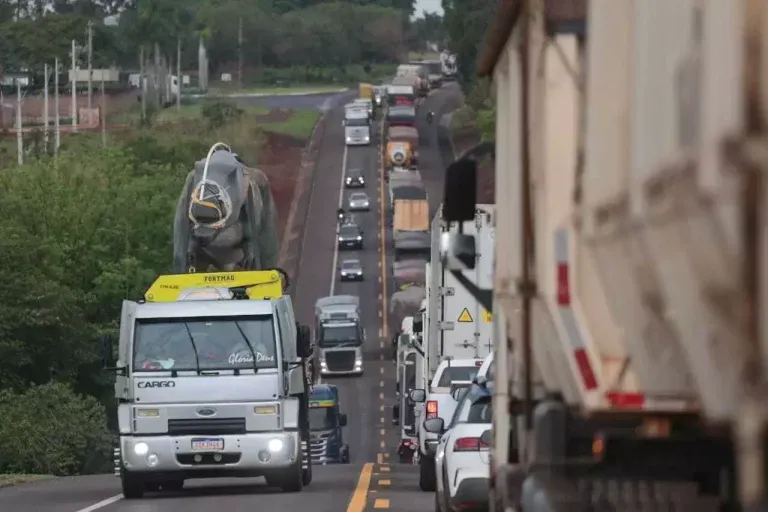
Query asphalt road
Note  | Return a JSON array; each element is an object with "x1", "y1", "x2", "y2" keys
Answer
[{"x1": 0, "y1": 83, "x2": 463, "y2": 512}]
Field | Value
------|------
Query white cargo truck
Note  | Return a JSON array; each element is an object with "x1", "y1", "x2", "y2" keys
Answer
[
  {"x1": 409, "y1": 205, "x2": 495, "y2": 492},
  {"x1": 445, "y1": 1, "x2": 768, "y2": 510}
]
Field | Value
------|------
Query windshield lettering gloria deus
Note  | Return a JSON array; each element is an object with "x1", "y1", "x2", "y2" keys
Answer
[{"x1": 133, "y1": 315, "x2": 278, "y2": 372}]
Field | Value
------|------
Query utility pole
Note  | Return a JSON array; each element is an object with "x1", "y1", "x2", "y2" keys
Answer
[
  {"x1": 54, "y1": 57, "x2": 60, "y2": 154},
  {"x1": 100, "y1": 70, "x2": 106, "y2": 147},
  {"x1": 87, "y1": 21, "x2": 93, "y2": 111},
  {"x1": 43, "y1": 63, "x2": 49, "y2": 151},
  {"x1": 140, "y1": 46, "x2": 146, "y2": 122},
  {"x1": 177, "y1": 36, "x2": 182, "y2": 111},
  {"x1": 16, "y1": 81, "x2": 22, "y2": 165},
  {"x1": 238, "y1": 18, "x2": 243, "y2": 89},
  {"x1": 71, "y1": 39, "x2": 78, "y2": 132}
]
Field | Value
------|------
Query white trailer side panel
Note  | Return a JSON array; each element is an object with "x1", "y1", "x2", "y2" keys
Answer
[{"x1": 436, "y1": 205, "x2": 495, "y2": 360}]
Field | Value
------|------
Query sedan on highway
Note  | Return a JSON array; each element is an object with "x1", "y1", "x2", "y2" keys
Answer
[
  {"x1": 339, "y1": 259, "x2": 364, "y2": 281},
  {"x1": 337, "y1": 224, "x2": 363, "y2": 250},
  {"x1": 426, "y1": 385, "x2": 493, "y2": 512},
  {"x1": 347, "y1": 192, "x2": 370, "y2": 211},
  {"x1": 345, "y1": 168, "x2": 365, "y2": 188}
]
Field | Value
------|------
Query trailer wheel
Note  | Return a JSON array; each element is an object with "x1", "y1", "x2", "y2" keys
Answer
[{"x1": 419, "y1": 455, "x2": 436, "y2": 491}]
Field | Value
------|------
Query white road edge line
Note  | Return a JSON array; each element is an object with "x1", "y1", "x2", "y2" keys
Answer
[
  {"x1": 329, "y1": 143, "x2": 349, "y2": 296},
  {"x1": 74, "y1": 494, "x2": 123, "y2": 512}
]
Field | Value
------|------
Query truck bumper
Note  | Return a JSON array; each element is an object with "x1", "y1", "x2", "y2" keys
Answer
[
  {"x1": 117, "y1": 432, "x2": 299, "y2": 476},
  {"x1": 320, "y1": 367, "x2": 363, "y2": 376}
]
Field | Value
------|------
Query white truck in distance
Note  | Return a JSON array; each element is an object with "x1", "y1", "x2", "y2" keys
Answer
[
  {"x1": 410, "y1": 205, "x2": 495, "y2": 492},
  {"x1": 343, "y1": 106, "x2": 371, "y2": 146}
]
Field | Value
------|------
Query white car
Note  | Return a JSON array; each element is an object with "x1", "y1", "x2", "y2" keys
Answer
[
  {"x1": 426, "y1": 385, "x2": 492, "y2": 512},
  {"x1": 410, "y1": 358, "x2": 485, "y2": 491}
]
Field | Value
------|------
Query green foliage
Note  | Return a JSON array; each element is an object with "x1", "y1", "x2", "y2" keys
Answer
[
  {"x1": 201, "y1": 99, "x2": 243, "y2": 129},
  {"x1": 0, "y1": 110, "x2": 269, "y2": 473},
  {"x1": 0, "y1": 0, "x2": 413, "y2": 80},
  {"x1": 0, "y1": 382, "x2": 112, "y2": 476},
  {"x1": 442, "y1": 0, "x2": 496, "y2": 88}
]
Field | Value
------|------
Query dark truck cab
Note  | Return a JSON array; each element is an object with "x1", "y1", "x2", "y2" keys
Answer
[{"x1": 308, "y1": 384, "x2": 350, "y2": 464}]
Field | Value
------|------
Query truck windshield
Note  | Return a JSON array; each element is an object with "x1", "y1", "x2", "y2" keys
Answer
[
  {"x1": 437, "y1": 366, "x2": 479, "y2": 387},
  {"x1": 320, "y1": 324, "x2": 360, "y2": 347},
  {"x1": 133, "y1": 316, "x2": 278, "y2": 372},
  {"x1": 308, "y1": 407, "x2": 337, "y2": 431},
  {"x1": 346, "y1": 117, "x2": 369, "y2": 127}
]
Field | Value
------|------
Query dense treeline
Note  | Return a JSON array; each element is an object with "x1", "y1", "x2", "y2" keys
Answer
[
  {"x1": 442, "y1": 0, "x2": 496, "y2": 140},
  {"x1": 0, "y1": 103, "x2": 268, "y2": 475},
  {"x1": 0, "y1": 0, "x2": 415, "y2": 80}
]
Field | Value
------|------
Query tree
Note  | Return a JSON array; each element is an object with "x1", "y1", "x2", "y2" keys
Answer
[{"x1": 442, "y1": 0, "x2": 495, "y2": 87}]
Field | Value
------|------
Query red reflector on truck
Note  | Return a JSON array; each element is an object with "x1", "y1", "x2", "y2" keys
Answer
[{"x1": 605, "y1": 392, "x2": 645, "y2": 408}]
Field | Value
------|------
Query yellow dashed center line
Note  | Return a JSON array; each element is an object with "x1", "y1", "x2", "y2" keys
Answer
[
  {"x1": 378, "y1": 479, "x2": 391, "y2": 486},
  {"x1": 374, "y1": 498, "x2": 390, "y2": 509}
]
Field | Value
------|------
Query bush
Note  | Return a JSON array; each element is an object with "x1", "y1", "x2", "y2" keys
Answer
[{"x1": 0, "y1": 382, "x2": 112, "y2": 475}]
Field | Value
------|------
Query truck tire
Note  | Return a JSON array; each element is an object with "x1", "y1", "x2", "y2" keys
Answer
[
  {"x1": 419, "y1": 455, "x2": 436, "y2": 491},
  {"x1": 266, "y1": 452, "x2": 304, "y2": 492},
  {"x1": 120, "y1": 470, "x2": 144, "y2": 499}
]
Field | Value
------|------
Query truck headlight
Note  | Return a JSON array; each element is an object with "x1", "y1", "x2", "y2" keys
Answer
[
  {"x1": 136, "y1": 408, "x2": 159, "y2": 417},
  {"x1": 355, "y1": 359, "x2": 363, "y2": 367},
  {"x1": 146, "y1": 453, "x2": 159, "y2": 467},
  {"x1": 134, "y1": 442, "x2": 149, "y2": 456},
  {"x1": 356, "y1": 236, "x2": 362, "y2": 241},
  {"x1": 268, "y1": 438, "x2": 284, "y2": 453}
]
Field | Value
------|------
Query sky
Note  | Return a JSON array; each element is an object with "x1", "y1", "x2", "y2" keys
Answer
[{"x1": 413, "y1": 0, "x2": 443, "y2": 17}]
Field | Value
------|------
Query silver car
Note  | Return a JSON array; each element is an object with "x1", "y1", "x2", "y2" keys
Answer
[
  {"x1": 339, "y1": 259, "x2": 364, "y2": 281},
  {"x1": 347, "y1": 192, "x2": 370, "y2": 211}
]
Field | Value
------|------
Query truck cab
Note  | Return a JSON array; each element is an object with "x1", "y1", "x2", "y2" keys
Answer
[
  {"x1": 343, "y1": 106, "x2": 371, "y2": 146},
  {"x1": 314, "y1": 295, "x2": 364, "y2": 376},
  {"x1": 307, "y1": 384, "x2": 350, "y2": 464},
  {"x1": 106, "y1": 271, "x2": 314, "y2": 499}
]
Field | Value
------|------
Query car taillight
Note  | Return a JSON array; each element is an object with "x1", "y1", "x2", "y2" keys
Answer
[
  {"x1": 426, "y1": 400, "x2": 438, "y2": 419},
  {"x1": 453, "y1": 437, "x2": 489, "y2": 452}
]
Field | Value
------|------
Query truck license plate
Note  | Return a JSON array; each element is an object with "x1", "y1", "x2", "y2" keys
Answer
[{"x1": 191, "y1": 438, "x2": 224, "y2": 451}]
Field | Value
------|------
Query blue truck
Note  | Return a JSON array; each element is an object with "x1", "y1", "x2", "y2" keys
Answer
[{"x1": 308, "y1": 384, "x2": 351, "y2": 464}]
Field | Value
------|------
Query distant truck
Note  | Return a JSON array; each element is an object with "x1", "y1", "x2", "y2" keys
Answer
[
  {"x1": 343, "y1": 106, "x2": 371, "y2": 146},
  {"x1": 314, "y1": 296, "x2": 364, "y2": 376},
  {"x1": 105, "y1": 271, "x2": 314, "y2": 499},
  {"x1": 386, "y1": 84, "x2": 416, "y2": 107},
  {"x1": 409, "y1": 60, "x2": 443, "y2": 89},
  {"x1": 307, "y1": 384, "x2": 350, "y2": 464}
]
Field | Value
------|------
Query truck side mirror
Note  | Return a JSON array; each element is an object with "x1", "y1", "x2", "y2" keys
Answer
[
  {"x1": 443, "y1": 158, "x2": 476, "y2": 222},
  {"x1": 296, "y1": 324, "x2": 312, "y2": 358},
  {"x1": 413, "y1": 314, "x2": 423, "y2": 334},
  {"x1": 339, "y1": 413, "x2": 348, "y2": 427},
  {"x1": 409, "y1": 389, "x2": 426, "y2": 403}
]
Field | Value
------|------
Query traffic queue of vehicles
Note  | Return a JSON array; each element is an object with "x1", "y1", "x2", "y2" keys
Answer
[{"x1": 378, "y1": 58, "x2": 496, "y2": 511}]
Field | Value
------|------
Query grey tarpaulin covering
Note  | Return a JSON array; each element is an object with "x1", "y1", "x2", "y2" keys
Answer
[
  {"x1": 392, "y1": 258, "x2": 427, "y2": 286},
  {"x1": 173, "y1": 150, "x2": 279, "y2": 273},
  {"x1": 391, "y1": 186, "x2": 427, "y2": 200},
  {"x1": 393, "y1": 231, "x2": 430, "y2": 252},
  {"x1": 388, "y1": 285, "x2": 426, "y2": 337}
]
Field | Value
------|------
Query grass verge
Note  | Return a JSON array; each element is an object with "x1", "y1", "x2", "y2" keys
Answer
[
  {"x1": 218, "y1": 85, "x2": 348, "y2": 96},
  {"x1": 263, "y1": 109, "x2": 322, "y2": 139},
  {"x1": 0, "y1": 474, "x2": 53, "y2": 487}
]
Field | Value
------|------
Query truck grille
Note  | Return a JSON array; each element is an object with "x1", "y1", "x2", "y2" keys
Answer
[
  {"x1": 167, "y1": 418, "x2": 246, "y2": 436},
  {"x1": 310, "y1": 438, "x2": 329, "y2": 464},
  {"x1": 326, "y1": 351, "x2": 356, "y2": 371}
]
